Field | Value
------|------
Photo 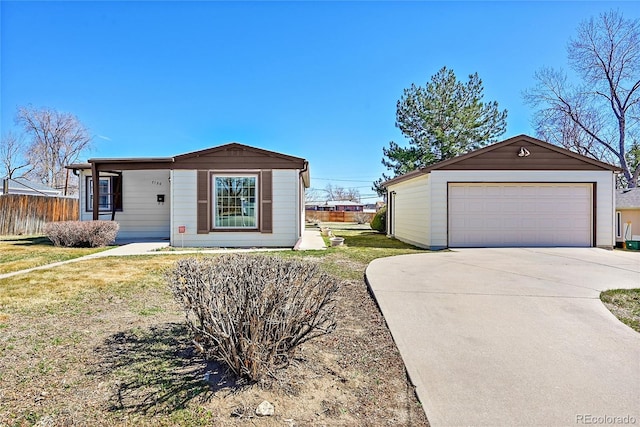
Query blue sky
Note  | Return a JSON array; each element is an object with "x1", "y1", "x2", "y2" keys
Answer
[{"x1": 1, "y1": 1, "x2": 638, "y2": 201}]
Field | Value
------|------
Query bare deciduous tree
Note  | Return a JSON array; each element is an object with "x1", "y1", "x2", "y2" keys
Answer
[
  {"x1": 525, "y1": 10, "x2": 640, "y2": 186},
  {"x1": 0, "y1": 132, "x2": 30, "y2": 179},
  {"x1": 304, "y1": 187, "x2": 323, "y2": 203},
  {"x1": 324, "y1": 183, "x2": 361, "y2": 202},
  {"x1": 15, "y1": 106, "x2": 92, "y2": 192}
]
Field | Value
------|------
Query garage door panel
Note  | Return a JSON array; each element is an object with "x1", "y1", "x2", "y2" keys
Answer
[{"x1": 448, "y1": 183, "x2": 592, "y2": 247}]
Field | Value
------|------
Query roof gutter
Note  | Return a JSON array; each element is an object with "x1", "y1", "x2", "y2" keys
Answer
[
  {"x1": 382, "y1": 168, "x2": 429, "y2": 188},
  {"x1": 300, "y1": 160, "x2": 311, "y2": 188}
]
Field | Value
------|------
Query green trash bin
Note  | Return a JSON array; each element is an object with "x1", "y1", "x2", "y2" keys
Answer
[{"x1": 625, "y1": 240, "x2": 640, "y2": 250}]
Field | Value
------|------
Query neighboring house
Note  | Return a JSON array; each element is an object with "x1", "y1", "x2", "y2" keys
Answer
[
  {"x1": 305, "y1": 200, "x2": 364, "y2": 212},
  {"x1": 67, "y1": 143, "x2": 310, "y2": 247},
  {"x1": 1, "y1": 177, "x2": 62, "y2": 197},
  {"x1": 383, "y1": 134, "x2": 620, "y2": 249},
  {"x1": 363, "y1": 202, "x2": 385, "y2": 213},
  {"x1": 615, "y1": 188, "x2": 640, "y2": 244}
]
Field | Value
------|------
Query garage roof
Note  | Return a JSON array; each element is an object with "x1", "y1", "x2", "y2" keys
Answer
[
  {"x1": 384, "y1": 134, "x2": 621, "y2": 187},
  {"x1": 616, "y1": 188, "x2": 640, "y2": 209}
]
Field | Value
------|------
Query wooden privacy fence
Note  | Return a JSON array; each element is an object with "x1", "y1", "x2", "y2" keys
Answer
[
  {"x1": 305, "y1": 210, "x2": 375, "y2": 223},
  {"x1": 0, "y1": 194, "x2": 79, "y2": 235}
]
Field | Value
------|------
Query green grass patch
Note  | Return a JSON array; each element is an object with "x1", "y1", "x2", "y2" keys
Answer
[
  {"x1": 600, "y1": 288, "x2": 640, "y2": 333},
  {"x1": 138, "y1": 306, "x2": 165, "y2": 316},
  {"x1": 0, "y1": 235, "x2": 111, "y2": 274},
  {"x1": 285, "y1": 224, "x2": 430, "y2": 280}
]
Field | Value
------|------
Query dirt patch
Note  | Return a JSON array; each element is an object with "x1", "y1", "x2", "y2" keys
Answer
[{"x1": 0, "y1": 257, "x2": 428, "y2": 426}]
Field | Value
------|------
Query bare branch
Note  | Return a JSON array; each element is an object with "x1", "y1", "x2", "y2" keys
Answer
[
  {"x1": 15, "y1": 105, "x2": 92, "y2": 193},
  {"x1": 0, "y1": 132, "x2": 30, "y2": 179},
  {"x1": 525, "y1": 10, "x2": 640, "y2": 187}
]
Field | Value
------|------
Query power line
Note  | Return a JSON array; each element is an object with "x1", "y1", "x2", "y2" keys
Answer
[
  {"x1": 309, "y1": 185, "x2": 373, "y2": 190},
  {"x1": 312, "y1": 177, "x2": 374, "y2": 183}
]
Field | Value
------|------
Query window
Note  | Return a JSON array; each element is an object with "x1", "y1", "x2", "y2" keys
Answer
[
  {"x1": 87, "y1": 176, "x2": 123, "y2": 212},
  {"x1": 616, "y1": 211, "x2": 622, "y2": 238},
  {"x1": 212, "y1": 175, "x2": 258, "y2": 228}
]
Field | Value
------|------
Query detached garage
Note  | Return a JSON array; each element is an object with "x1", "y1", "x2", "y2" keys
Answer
[{"x1": 383, "y1": 135, "x2": 620, "y2": 249}]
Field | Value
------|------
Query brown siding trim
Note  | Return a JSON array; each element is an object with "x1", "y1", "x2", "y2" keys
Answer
[
  {"x1": 76, "y1": 144, "x2": 306, "y2": 172},
  {"x1": 383, "y1": 134, "x2": 621, "y2": 188},
  {"x1": 428, "y1": 135, "x2": 620, "y2": 172},
  {"x1": 261, "y1": 170, "x2": 273, "y2": 233},
  {"x1": 174, "y1": 143, "x2": 305, "y2": 170},
  {"x1": 88, "y1": 161, "x2": 174, "y2": 171},
  {"x1": 196, "y1": 171, "x2": 209, "y2": 234},
  {"x1": 208, "y1": 171, "x2": 267, "y2": 233}
]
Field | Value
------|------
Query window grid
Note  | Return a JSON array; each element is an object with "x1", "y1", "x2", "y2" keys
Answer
[
  {"x1": 88, "y1": 178, "x2": 111, "y2": 211},
  {"x1": 213, "y1": 176, "x2": 258, "y2": 228}
]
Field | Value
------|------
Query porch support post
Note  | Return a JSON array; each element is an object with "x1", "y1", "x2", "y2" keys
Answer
[{"x1": 91, "y1": 162, "x2": 99, "y2": 220}]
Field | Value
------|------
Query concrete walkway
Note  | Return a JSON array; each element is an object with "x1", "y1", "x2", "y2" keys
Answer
[
  {"x1": 366, "y1": 248, "x2": 640, "y2": 426},
  {"x1": 0, "y1": 229, "x2": 326, "y2": 280}
]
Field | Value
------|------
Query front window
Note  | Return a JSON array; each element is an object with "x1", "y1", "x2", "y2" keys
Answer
[
  {"x1": 213, "y1": 175, "x2": 258, "y2": 228},
  {"x1": 87, "y1": 176, "x2": 122, "y2": 212}
]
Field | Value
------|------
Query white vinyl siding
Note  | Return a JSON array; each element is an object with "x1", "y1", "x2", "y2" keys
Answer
[
  {"x1": 80, "y1": 169, "x2": 171, "y2": 239},
  {"x1": 386, "y1": 174, "x2": 431, "y2": 248},
  {"x1": 387, "y1": 170, "x2": 616, "y2": 249},
  {"x1": 171, "y1": 169, "x2": 301, "y2": 247},
  {"x1": 448, "y1": 183, "x2": 592, "y2": 247}
]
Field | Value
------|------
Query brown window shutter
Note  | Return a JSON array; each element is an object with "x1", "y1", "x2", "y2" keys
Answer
[
  {"x1": 261, "y1": 170, "x2": 273, "y2": 233},
  {"x1": 197, "y1": 171, "x2": 209, "y2": 234}
]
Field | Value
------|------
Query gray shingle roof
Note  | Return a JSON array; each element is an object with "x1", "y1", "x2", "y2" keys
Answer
[
  {"x1": 616, "y1": 188, "x2": 640, "y2": 209},
  {"x1": 1, "y1": 177, "x2": 62, "y2": 196}
]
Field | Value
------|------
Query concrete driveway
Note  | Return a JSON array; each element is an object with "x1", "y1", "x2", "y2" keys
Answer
[{"x1": 366, "y1": 248, "x2": 640, "y2": 426}]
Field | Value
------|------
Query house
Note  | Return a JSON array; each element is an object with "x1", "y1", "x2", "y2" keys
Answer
[
  {"x1": 615, "y1": 188, "x2": 640, "y2": 245},
  {"x1": 66, "y1": 143, "x2": 310, "y2": 247},
  {"x1": 305, "y1": 200, "x2": 364, "y2": 212},
  {"x1": 1, "y1": 177, "x2": 62, "y2": 197},
  {"x1": 383, "y1": 134, "x2": 620, "y2": 249}
]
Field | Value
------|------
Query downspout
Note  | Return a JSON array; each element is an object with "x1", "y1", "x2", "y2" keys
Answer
[
  {"x1": 299, "y1": 161, "x2": 310, "y2": 238},
  {"x1": 386, "y1": 189, "x2": 390, "y2": 236}
]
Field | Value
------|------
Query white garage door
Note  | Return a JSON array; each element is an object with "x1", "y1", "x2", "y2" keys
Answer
[{"x1": 448, "y1": 183, "x2": 592, "y2": 247}]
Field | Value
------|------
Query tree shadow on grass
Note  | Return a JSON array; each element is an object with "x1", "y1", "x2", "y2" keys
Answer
[
  {"x1": 5, "y1": 236, "x2": 53, "y2": 246},
  {"x1": 92, "y1": 322, "x2": 243, "y2": 416}
]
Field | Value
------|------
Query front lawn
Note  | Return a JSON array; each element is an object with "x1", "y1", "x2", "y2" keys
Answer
[
  {"x1": 601, "y1": 288, "x2": 640, "y2": 333},
  {"x1": 0, "y1": 235, "x2": 110, "y2": 274},
  {"x1": 0, "y1": 225, "x2": 430, "y2": 426}
]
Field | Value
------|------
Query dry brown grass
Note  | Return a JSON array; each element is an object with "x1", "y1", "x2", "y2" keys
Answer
[
  {"x1": 0, "y1": 236, "x2": 109, "y2": 275},
  {"x1": 0, "y1": 230, "x2": 429, "y2": 426},
  {"x1": 601, "y1": 288, "x2": 640, "y2": 332}
]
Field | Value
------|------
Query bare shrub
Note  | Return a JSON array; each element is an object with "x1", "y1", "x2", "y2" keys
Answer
[
  {"x1": 306, "y1": 212, "x2": 321, "y2": 224},
  {"x1": 45, "y1": 220, "x2": 119, "y2": 247},
  {"x1": 167, "y1": 254, "x2": 340, "y2": 381},
  {"x1": 352, "y1": 212, "x2": 370, "y2": 224}
]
